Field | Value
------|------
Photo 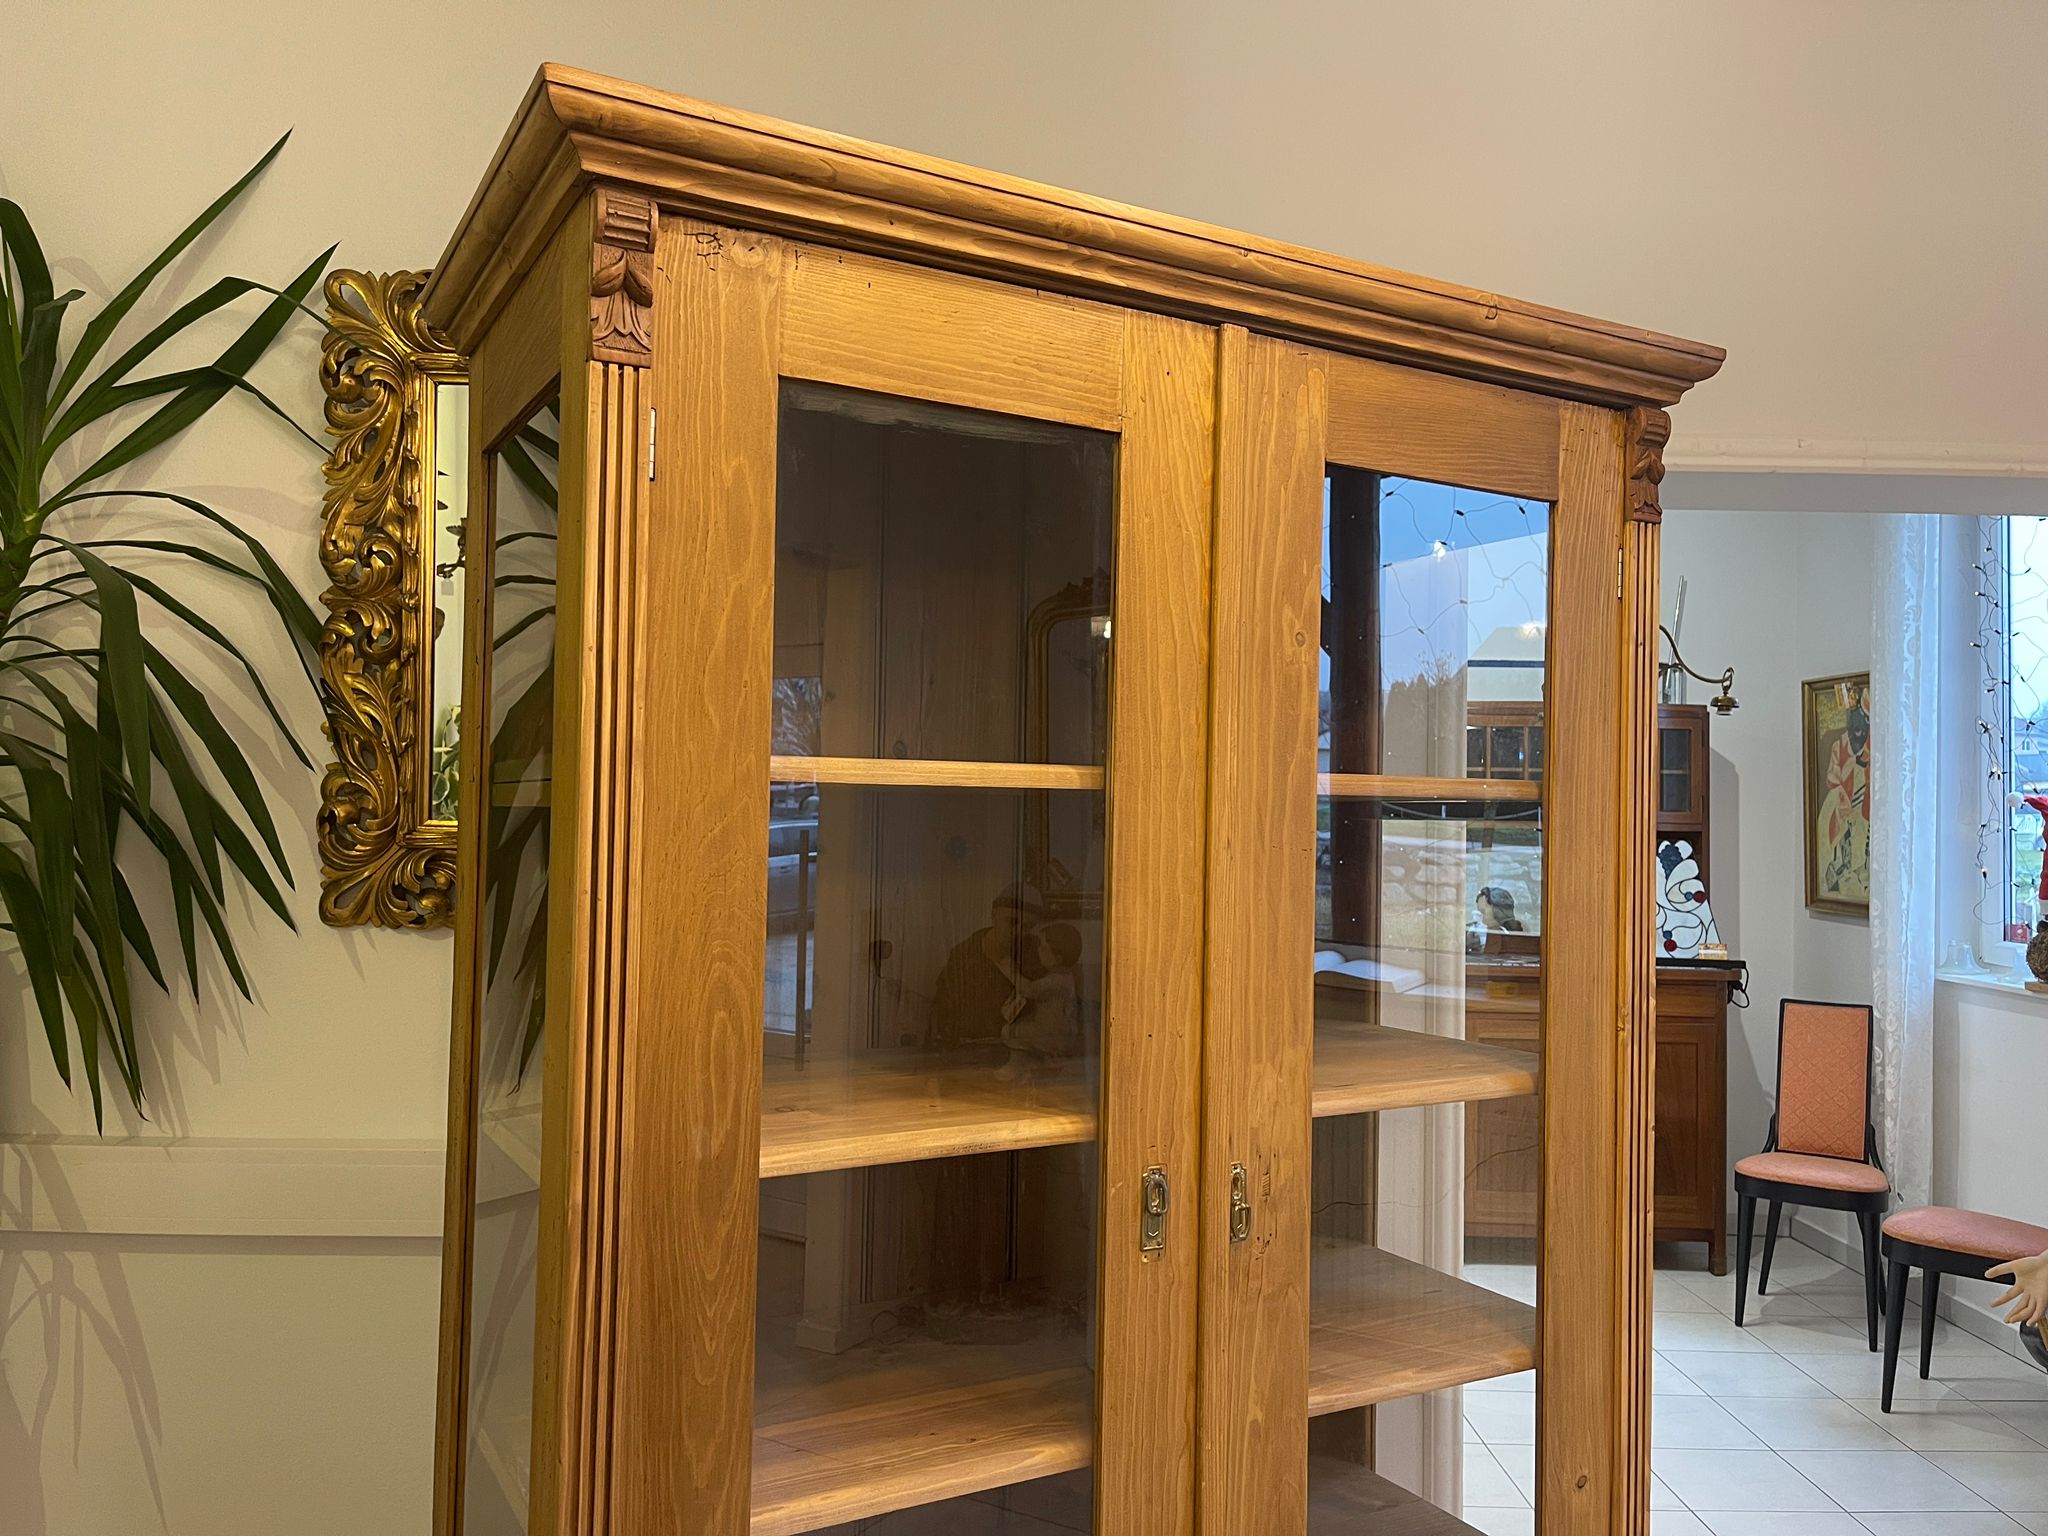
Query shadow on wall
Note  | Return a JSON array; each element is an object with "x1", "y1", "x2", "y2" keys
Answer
[
  {"x1": 1713, "y1": 750, "x2": 1774, "y2": 1196},
  {"x1": 0, "y1": 1149, "x2": 168, "y2": 1536},
  {"x1": 1715, "y1": 748, "x2": 1743, "y2": 969}
]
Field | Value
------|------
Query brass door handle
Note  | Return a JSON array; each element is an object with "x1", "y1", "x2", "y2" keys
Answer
[{"x1": 1141, "y1": 1165, "x2": 1169, "y2": 1257}]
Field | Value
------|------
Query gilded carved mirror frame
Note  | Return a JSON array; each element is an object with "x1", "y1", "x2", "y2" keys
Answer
[{"x1": 315, "y1": 269, "x2": 468, "y2": 928}]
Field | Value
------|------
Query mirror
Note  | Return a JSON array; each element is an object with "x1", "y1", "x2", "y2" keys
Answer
[
  {"x1": 430, "y1": 380, "x2": 471, "y2": 823},
  {"x1": 316, "y1": 269, "x2": 469, "y2": 928}
]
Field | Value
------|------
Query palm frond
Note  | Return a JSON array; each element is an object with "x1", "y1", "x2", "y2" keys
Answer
[{"x1": 1, "y1": 138, "x2": 326, "y2": 1125}]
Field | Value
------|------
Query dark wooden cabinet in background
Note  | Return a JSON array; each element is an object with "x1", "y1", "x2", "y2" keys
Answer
[
  {"x1": 1657, "y1": 703, "x2": 1711, "y2": 885},
  {"x1": 1463, "y1": 703, "x2": 1735, "y2": 1273},
  {"x1": 1650, "y1": 968, "x2": 1735, "y2": 1272},
  {"x1": 1465, "y1": 964, "x2": 1735, "y2": 1273}
]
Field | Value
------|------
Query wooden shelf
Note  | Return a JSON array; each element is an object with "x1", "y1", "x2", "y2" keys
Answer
[
  {"x1": 1308, "y1": 1243, "x2": 1535, "y2": 1415},
  {"x1": 1313, "y1": 1022, "x2": 1538, "y2": 1118},
  {"x1": 760, "y1": 1053, "x2": 1096, "y2": 1179},
  {"x1": 745, "y1": 1243, "x2": 1523, "y2": 1534},
  {"x1": 769, "y1": 754, "x2": 1103, "y2": 791},
  {"x1": 1319, "y1": 772, "x2": 1540, "y2": 803},
  {"x1": 752, "y1": 1333, "x2": 1091, "y2": 1535},
  {"x1": 1307, "y1": 1456, "x2": 1489, "y2": 1534},
  {"x1": 758, "y1": 1026, "x2": 1530, "y2": 1180}
]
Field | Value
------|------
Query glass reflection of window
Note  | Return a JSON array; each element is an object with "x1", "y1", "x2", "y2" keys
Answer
[
  {"x1": 1317, "y1": 474, "x2": 1548, "y2": 957},
  {"x1": 1316, "y1": 801, "x2": 1541, "y2": 953},
  {"x1": 1365, "y1": 480, "x2": 1548, "y2": 742}
]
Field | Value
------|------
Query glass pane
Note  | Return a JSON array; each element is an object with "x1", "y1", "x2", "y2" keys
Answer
[
  {"x1": 1660, "y1": 726, "x2": 1689, "y2": 772},
  {"x1": 1311, "y1": 466, "x2": 1548, "y2": 1530},
  {"x1": 1488, "y1": 727, "x2": 1525, "y2": 778},
  {"x1": 1661, "y1": 770, "x2": 1690, "y2": 815},
  {"x1": 462, "y1": 394, "x2": 560, "y2": 1535},
  {"x1": 1325, "y1": 470, "x2": 1548, "y2": 778},
  {"x1": 773, "y1": 382, "x2": 1116, "y2": 766},
  {"x1": 755, "y1": 779, "x2": 1105, "y2": 1531}
]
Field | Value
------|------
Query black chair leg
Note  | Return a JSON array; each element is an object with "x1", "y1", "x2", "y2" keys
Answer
[
  {"x1": 1860, "y1": 1210, "x2": 1884, "y2": 1351},
  {"x1": 1759, "y1": 1200, "x2": 1783, "y2": 1295},
  {"x1": 1920, "y1": 1269, "x2": 1941, "y2": 1380},
  {"x1": 1735, "y1": 1193, "x2": 1757, "y2": 1326},
  {"x1": 1882, "y1": 1256, "x2": 1911, "y2": 1411}
]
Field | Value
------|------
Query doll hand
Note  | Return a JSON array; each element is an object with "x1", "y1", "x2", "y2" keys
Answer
[{"x1": 1988, "y1": 1252, "x2": 2048, "y2": 1326}]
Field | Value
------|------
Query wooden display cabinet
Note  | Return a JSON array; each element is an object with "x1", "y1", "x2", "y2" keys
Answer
[{"x1": 423, "y1": 66, "x2": 1722, "y2": 1536}]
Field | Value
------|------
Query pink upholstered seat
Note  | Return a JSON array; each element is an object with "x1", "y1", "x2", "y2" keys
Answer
[
  {"x1": 1734, "y1": 1151, "x2": 1888, "y2": 1194},
  {"x1": 1883, "y1": 1205, "x2": 2048, "y2": 1262},
  {"x1": 1777, "y1": 1000, "x2": 1873, "y2": 1160}
]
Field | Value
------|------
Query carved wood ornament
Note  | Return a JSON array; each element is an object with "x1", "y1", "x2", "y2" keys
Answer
[
  {"x1": 591, "y1": 187, "x2": 657, "y2": 365},
  {"x1": 1627, "y1": 406, "x2": 1672, "y2": 524}
]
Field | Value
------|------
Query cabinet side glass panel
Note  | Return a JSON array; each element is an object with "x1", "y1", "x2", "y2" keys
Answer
[
  {"x1": 1308, "y1": 470, "x2": 1548, "y2": 1531},
  {"x1": 461, "y1": 395, "x2": 560, "y2": 1535},
  {"x1": 756, "y1": 382, "x2": 1115, "y2": 1534}
]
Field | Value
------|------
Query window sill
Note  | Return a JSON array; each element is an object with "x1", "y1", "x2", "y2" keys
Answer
[{"x1": 1935, "y1": 964, "x2": 2048, "y2": 1001}]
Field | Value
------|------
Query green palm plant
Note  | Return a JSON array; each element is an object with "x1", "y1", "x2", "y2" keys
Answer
[{"x1": 1, "y1": 137, "x2": 331, "y2": 1125}]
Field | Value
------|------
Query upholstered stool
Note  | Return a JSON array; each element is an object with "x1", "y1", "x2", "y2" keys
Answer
[{"x1": 1880, "y1": 1205, "x2": 2048, "y2": 1411}]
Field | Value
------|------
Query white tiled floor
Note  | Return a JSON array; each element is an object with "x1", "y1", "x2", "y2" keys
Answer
[{"x1": 1457, "y1": 1240, "x2": 2048, "y2": 1535}]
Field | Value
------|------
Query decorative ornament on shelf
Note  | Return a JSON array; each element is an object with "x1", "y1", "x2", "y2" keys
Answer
[
  {"x1": 1656, "y1": 838, "x2": 1725, "y2": 959},
  {"x1": 2022, "y1": 794, "x2": 2048, "y2": 992}
]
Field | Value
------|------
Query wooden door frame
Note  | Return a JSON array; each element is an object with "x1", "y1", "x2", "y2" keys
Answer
[
  {"x1": 483, "y1": 217, "x2": 1217, "y2": 1534},
  {"x1": 433, "y1": 199, "x2": 598, "y2": 1536},
  {"x1": 1199, "y1": 339, "x2": 1665, "y2": 1535}
]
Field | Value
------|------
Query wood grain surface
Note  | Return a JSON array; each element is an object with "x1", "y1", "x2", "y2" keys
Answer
[
  {"x1": 1198, "y1": 326, "x2": 1328, "y2": 1535},
  {"x1": 1308, "y1": 1243, "x2": 1536, "y2": 1415}
]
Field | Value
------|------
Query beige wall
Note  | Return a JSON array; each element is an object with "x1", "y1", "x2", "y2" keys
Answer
[
  {"x1": 1660, "y1": 510, "x2": 1878, "y2": 1234},
  {"x1": 2, "y1": 2, "x2": 2043, "y2": 1531}
]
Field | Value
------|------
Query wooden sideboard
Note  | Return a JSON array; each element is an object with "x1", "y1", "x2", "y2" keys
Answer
[{"x1": 1466, "y1": 960, "x2": 1738, "y2": 1273}]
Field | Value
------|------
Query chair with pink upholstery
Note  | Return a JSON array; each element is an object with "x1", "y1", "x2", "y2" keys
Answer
[
  {"x1": 1732, "y1": 998, "x2": 1889, "y2": 1348},
  {"x1": 1880, "y1": 1206, "x2": 2048, "y2": 1411}
]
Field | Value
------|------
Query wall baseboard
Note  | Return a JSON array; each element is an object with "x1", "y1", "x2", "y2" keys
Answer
[{"x1": 0, "y1": 1134, "x2": 445, "y2": 1240}]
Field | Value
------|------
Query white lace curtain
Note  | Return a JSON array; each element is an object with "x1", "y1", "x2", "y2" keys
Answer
[{"x1": 1870, "y1": 513, "x2": 1937, "y2": 1208}]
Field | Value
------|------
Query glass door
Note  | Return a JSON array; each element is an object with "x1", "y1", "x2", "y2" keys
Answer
[
  {"x1": 1203, "y1": 337, "x2": 1641, "y2": 1536},
  {"x1": 454, "y1": 391, "x2": 562, "y2": 1536},
  {"x1": 1305, "y1": 461, "x2": 1550, "y2": 1534},
  {"x1": 735, "y1": 249, "x2": 1213, "y2": 1536}
]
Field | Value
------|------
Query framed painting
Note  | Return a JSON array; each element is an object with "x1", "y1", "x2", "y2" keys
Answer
[{"x1": 1802, "y1": 671, "x2": 1872, "y2": 916}]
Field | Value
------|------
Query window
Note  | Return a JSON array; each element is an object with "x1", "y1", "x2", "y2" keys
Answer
[{"x1": 2002, "y1": 517, "x2": 2048, "y2": 939}]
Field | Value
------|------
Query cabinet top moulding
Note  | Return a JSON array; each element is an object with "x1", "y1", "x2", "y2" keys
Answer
[{"x1": 423, "y1": 64, "x2": 1726, "y2": 409}]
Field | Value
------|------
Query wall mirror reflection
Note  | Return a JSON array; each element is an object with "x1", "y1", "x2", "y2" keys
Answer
[{"x1": 316, "y1": 268, "x2": 470, "y2": 928}]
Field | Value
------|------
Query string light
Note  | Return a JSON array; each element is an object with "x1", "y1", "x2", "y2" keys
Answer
[{"x1": 1974, "y1": 533, "x2": 2002, "y2": 935}]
